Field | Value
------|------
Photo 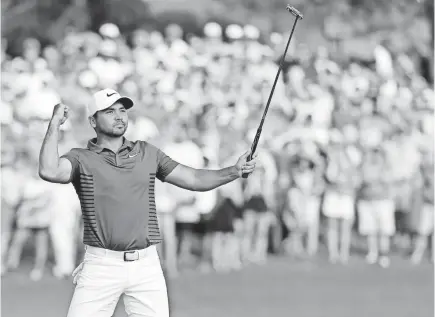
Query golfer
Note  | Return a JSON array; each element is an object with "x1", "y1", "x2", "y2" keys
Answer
[{"x1": 38, "y1": 88, "x2": 258, "y2": 317}]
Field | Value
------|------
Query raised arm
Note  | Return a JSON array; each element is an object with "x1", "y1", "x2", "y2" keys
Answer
[
  {"x1": 38, "y1": 104, "x2": 73, "y2": 184},
  {"x1": 164, "y1": 151, "x2": 257, "y2": 192}
]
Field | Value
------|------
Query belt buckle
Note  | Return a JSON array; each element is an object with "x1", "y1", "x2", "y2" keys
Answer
[{"x1": 124, "y1": 251, "x2": 139, "y2": 262}]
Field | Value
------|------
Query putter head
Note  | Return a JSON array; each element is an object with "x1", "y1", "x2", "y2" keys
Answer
[{"x1": 286, "y1": 5, "x2": 303, "y2": 19}]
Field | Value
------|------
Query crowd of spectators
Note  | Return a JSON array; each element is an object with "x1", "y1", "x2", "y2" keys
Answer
[{"x1": 1, "y1": 21, "x2": 433, "y2": 281}]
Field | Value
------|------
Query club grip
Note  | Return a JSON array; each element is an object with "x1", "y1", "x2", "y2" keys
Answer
[
  {"x1": 242, "y1": 128, "x2": 261, "y2": 178},
  {"x1": 249, "y1": 128, "x2": 262, "y2": 160}
]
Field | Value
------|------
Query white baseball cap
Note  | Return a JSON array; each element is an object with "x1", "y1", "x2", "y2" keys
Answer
[{"x1": 88, "y1": 88, "x2": 134, "y2": 117}]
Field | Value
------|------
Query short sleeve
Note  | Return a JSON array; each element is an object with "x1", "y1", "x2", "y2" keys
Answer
[
  {"x1": 60, "y1": 149, "x2": 81, "y2": 183},
  {"x1": 156, "y1": 148, "x2": 179, "y2": 182}
]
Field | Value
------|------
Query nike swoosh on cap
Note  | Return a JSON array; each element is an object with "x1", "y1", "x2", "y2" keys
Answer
[{"x1": 89, "y1": 89, "x2": 134, "y2": 117}]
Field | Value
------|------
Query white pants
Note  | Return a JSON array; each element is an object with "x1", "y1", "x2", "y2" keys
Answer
[
  {"x1": 323, "y1": 191, "x2": 355, "y2": 221},
  {"x1": 68, "y1": 245, "x2": 169, "y2": 317},
  {"x1": 357, "y1": 199, "x2": 395, "y2": 236}
]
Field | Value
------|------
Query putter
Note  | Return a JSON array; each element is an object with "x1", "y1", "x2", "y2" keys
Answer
[{"x1": 242, "y1": 5, "x2": 303, "y2": 178}]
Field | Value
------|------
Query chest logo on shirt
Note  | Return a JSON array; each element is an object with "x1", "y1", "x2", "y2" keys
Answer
[{"x1": 128, "y1": 152, "x2": 138, "y2": 158}]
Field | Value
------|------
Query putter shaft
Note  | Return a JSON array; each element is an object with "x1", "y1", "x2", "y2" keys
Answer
[{"x1": 245, "y1": 14, "x2": 301, "y2": 163}]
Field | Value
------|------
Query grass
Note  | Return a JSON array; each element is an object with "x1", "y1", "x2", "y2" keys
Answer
[{"x1": 1, "y1": 253, "x2": 433, "y2": 317}]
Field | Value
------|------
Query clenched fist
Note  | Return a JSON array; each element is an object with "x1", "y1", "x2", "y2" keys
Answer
[{"x1": 51, "y1": 103, "x2": 69, "y2": 126}]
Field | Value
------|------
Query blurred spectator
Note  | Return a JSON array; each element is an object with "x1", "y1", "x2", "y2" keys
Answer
[
  {"x1": 208, "y1": 152, "x2": 244, "y2": 272},
  {"x1": 242, "y1": 152, "x2": 276, "y2": 265},
  {"x1": 192, "y1": 157, "x2": 219, "y2": 273},
  {"x1": 286, "y1": 144, "x2": 324, "y2": 257},
  {"x1": 1, "y1": 149, "x2": 21, "y2": 275},
  {"x1": 357, "y1": 148, "x2": 395, "y2": 268},
  {"x1": 410, "y1": 153, "x2": 434, "y2": 264},
  {"x1": 160, "y1": 125, "x2": 204, "y2": 272},
  {"x1": 323, "y1": 130, "x2": 360, "y2": 264},
  {"x1": 49, "y1": 183, "x2": 81, "y2": 279},
  {"x1": 6, "y1": 156, "x2": 52, "y2": 281}
]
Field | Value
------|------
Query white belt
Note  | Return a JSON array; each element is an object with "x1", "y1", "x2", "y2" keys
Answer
[{"x1": 85, "y1": 245, "x2": 156, "y2": 262}]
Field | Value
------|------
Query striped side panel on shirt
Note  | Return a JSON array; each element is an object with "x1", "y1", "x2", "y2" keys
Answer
[
  {"x1": 78, "y1": 173, "x2": 103, "y2": 248},
  {"x1": 148, "y1": 173, "x2": 161, "y2": 244}
]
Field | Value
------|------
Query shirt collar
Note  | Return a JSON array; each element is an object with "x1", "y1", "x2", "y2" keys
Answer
[{"x1": 87, "y1": 137, "x2": 134, "y2": 154}]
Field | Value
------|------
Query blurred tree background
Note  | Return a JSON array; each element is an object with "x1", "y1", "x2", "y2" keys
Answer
[{"x1": 2, "y1": 0, "x2": 433, "y2": 81}]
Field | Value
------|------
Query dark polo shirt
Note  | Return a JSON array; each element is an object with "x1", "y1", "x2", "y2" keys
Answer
[{"x1": 61, "y1": 138, "x2": 179, "y2": 251}]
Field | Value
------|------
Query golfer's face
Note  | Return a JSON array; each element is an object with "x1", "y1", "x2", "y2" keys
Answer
[{"x1": 94, "y1": 102, "x2": 128, "y2": 137}]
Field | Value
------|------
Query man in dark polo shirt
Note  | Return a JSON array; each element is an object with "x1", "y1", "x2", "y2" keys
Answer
[{"x1": 38, "y1": 88, "x2": 257, "y2": 317}]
